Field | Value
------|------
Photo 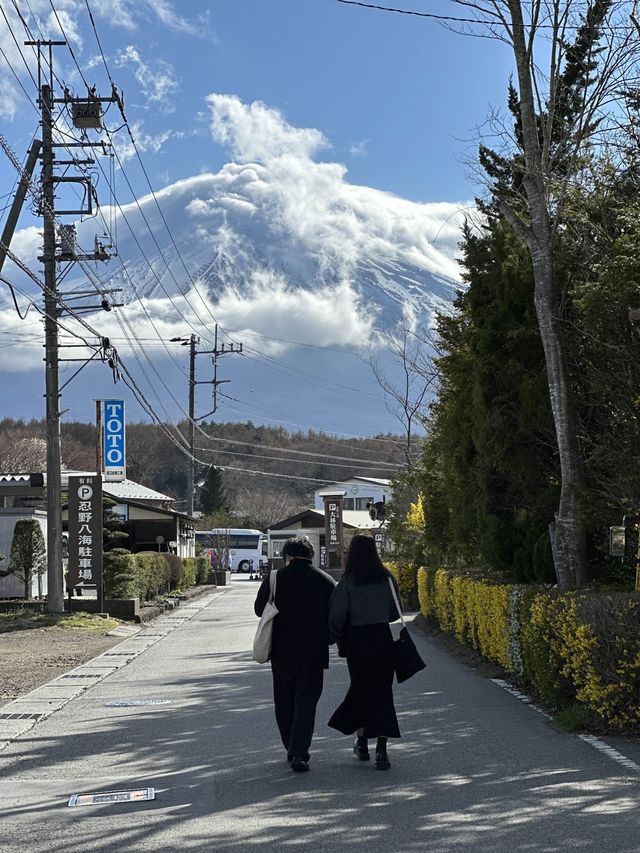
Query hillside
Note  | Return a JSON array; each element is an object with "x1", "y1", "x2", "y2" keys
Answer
[{"x1": 0, "y1": 418, "x2": 405, "y2": 527}]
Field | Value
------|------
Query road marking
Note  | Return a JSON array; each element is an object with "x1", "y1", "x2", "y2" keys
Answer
[
  {"x1": 578, "y1": 735, "x2": 640, "y2": 773},
  {"x1": 491, "y1": 678, "x2": 552, "y2": 719},
  {"x1": 491, "y1": 678, "x2": 640, "y2": 774}
]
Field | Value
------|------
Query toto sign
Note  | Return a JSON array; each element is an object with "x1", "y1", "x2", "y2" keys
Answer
[{"x1": 103, "y1": 400, "x2": 126, "y2": 482}]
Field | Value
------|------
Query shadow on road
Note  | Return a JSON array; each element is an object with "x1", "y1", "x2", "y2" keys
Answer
[{"x1": 0, "y1": 608, "x2": 638, "y2": 853}]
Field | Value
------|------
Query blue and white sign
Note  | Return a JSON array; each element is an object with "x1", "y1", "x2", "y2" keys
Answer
[{"x1": 103, "y1": 400, "x2": 126, "y2": 482}]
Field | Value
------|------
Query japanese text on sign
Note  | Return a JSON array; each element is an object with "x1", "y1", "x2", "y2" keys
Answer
[{"x1": 67, "y1": 475, "x2": 103, "y2": 595}]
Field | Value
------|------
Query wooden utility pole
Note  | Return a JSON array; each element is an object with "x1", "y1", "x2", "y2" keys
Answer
[
  {"x1": 187, "y1": 334, "x2": 198, "y2": 517},
  {"x1": 174, "y1": 325, "x2": 243, "y2": 516},
  {"x1": 41, "y1": 79, "x2": 64, "y2": 613}
]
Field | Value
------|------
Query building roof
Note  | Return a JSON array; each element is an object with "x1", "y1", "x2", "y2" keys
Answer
[
  {"x1": 0, "y1": 471, "x2": 175, "y2": 503},
  {"x1": 348, "y1": 476, "x2": 391, "y2": 486},
  {"x1": 101, "y1": 479, "x2": 175, "y2": 503},
  {"x1": 314, "y1": 477, "x2": 391, "y2": 495},
  {"x1": 269, "y1": 508, "x2": 384, "y2": 532}
]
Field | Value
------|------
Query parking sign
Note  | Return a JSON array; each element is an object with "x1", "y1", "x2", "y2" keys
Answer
[{"x1": 103, "y1": 400, "x2": 126, "y2": 482}]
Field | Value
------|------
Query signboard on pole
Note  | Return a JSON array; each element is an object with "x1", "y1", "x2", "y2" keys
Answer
[
  {"x1": 67, "y1": 475, "x2": 103, "y2": 597},
  {"x1": 103, "y1": 400, "x2": 126, "y2": 482},
  {"x1": 323, "y1": 493, "x2": 344, "y2": 575}
]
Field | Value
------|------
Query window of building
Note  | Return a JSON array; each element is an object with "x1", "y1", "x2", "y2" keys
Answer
[{"x1": 355, "y1": 497, "x2": 374, "y2": 511}]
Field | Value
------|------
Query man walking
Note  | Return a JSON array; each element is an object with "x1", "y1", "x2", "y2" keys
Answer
[{"x1": 254, "y1": 537, "x2": 335, "y2": 772}]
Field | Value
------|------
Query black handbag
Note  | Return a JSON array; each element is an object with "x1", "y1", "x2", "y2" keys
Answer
[{"x1": 388, "y1": 578, "x2": 426, "y2": 683}]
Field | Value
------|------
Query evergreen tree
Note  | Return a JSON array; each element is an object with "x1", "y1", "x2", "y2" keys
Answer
[
  {"x1": 103, "y1": 499, "x2": 129, "y2": 552},
  {"x1": 419, "y1": 219, "x2": 558, "y2": 581},
  {"x1": 0, "y1": 518, "x2": 46, "y2": 599},
  {"x1": 199, "y1": 467, "x2": 229, "y2": 515}
]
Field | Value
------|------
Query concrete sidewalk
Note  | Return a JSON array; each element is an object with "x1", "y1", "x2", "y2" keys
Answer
[{"x1": 1, "y1": 578, "x2": 640, "y2": 852}]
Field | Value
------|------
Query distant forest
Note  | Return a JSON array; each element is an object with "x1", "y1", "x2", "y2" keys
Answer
[{"x1": 0, "y1": 418, "x2": 403, "y2": 527}]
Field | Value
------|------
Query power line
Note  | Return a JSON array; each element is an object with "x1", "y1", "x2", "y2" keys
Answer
[
  {"x1": 217, "y1": 392, "x2": 410, "y2": 447},
  {"x1": 192, "y1": 429, "x2": 398, "y2": 465},
  {"x1": 194, "y1": 443, "x2": 397, "y2": 472},
  {"x1": 335, "y1": 0, "x2": 633, "y2": 30}
]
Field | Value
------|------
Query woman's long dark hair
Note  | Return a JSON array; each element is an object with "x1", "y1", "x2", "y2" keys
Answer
[{"x1": 344, "y1": 534, "x2": 389, "y2": 584}]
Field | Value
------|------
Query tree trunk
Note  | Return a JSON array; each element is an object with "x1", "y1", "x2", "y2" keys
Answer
[
  {"x1": 530, "y1": 245, "x2": 587, "y2": 589},
  {"x1": 506, "y1": 0, "x2": 587, "y2": 589}
]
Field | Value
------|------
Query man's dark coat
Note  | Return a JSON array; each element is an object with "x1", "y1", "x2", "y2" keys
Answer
[{"x1": 254, "y1": 558, "x2": 335, "y2": 669}]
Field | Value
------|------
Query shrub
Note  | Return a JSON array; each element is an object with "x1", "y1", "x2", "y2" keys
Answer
[
  {"x1": 417, "y1": 565, "x2": 640, "y2": 729},
  {"x1": 163, "y1": 553, "x2": 183, "y2": 591},
  {"x1": 133, "y1": 552, "x2": 167, "y2": 601},
  {"x1": 181, "y1": 557, "x2": 197, "y2": 590},
  {"x1": 386, "y1": 561, "x2": 419, "y2": 610},
  {"x1": 195, "y1": 555, "x2": 209, "y2": 585},
  {"x1": 417, "y1": 566, "x2": 512, "y2": 668},
  {"x1": 104, "y1": 549, "x2": 136, "y2": 598}
]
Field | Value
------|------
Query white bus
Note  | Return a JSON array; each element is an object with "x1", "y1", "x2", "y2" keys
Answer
[{"x1": 195, "y1": 528, "x2": 267, "y2": 573}]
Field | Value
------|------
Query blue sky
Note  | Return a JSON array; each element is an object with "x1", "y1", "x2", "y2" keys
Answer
[{"x1": 1, "y1": 0, "x2": 515, "y2": 207}]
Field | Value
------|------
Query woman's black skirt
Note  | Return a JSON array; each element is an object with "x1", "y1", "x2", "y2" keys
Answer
[{"x1": 328, "y1": 623, "x2": 400, "y2": 739}]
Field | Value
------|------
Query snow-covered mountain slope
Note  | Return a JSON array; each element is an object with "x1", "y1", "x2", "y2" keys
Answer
[{"x1": 1, "y1": 96, "x2": 469, "y2": 434}]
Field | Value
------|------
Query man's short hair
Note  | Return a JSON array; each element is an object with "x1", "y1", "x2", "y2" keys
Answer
[{"x1": 282, "y1": 537, "x2": 314, "y2": 561}]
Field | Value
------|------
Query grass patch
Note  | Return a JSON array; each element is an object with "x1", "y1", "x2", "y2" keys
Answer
[
  {"x1": 0, "y1": 608, "x2": 120, "y2": 634},
  {"x1": 555, "y1": 702, "x2": 592, "y2": 732}
]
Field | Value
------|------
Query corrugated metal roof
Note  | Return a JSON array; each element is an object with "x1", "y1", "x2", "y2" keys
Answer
[{"x1": 102, "y1": 479, "x2": 175, "y2": 502}]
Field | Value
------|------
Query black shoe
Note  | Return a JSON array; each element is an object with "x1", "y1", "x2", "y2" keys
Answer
[
  {"x1": 375, "y1": 751, "x2": 390, "y2": 770},
  {"x1": 287, "y1": 751, "x2": 309, "y2": 763},
  {"x1": 353, "y1": 737, "x2": 370, "y2": 761},
  {"x1": 290, "y1": 757, "x2": 310, "y2": 773}
]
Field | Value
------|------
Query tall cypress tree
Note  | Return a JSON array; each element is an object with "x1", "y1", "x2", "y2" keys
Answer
[{"x1": 199, "y1": 467, "x2": 229, "y2": 516}]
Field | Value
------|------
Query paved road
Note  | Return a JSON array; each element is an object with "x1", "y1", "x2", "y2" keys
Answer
[{"x1": 1, "y1": 577, "x2": 640, "y2": 852}]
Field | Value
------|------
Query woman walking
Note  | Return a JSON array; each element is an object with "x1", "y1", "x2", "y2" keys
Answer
[{"x1": 328, "y1": 534, "x2": 401, "y2": 770}]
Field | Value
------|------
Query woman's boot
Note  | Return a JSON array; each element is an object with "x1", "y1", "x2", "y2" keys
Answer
[{"x1": 375, "y1": 737, "x2": 390, "y2": 770}]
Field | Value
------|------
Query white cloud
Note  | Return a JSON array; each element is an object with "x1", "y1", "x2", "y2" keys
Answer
[
  {"x1": 350, "y1": 139, "x2": 370, "y2": 157},
  {"x1": 46, "y1": 8, "x2": 83, "y2": 46},
  {"x1": 208, "y1": 95, "x2": 328, "y2": 164},
  {"x1": 213, "y1": 274, "x2": 376, "y2": 352},
  {"x1": 114, "y1": 45, "x2": 179, "y2": 108},
  {"x1": 90, "y1": 0, "x2": 204, "y2": 35},
  {"x1": 112, "y1": 121, "x2": 175, "y2": 164},
  {"x1": 205, "y1": 95, "x2": 468, "y2": 277}
]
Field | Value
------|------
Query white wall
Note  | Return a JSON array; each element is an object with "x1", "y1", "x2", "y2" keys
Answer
[
  {"x1": 313, "y1": 480, "x2": 390, "y2": 511},
  {"x1": 0, "y1": 509, "x2": 48, "y2": 598}
]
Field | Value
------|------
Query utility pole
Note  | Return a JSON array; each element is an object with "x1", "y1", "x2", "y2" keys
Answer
[
  {"x1": 41, "y1": 79, "x2": 64, "y2": 613},
  {"x1": 19, "y1": 40, "x2": 118, "y2": 613},
  {"x1": 187, "y1": 334, "x2": 198, "y2": 517},
  {"x1": 172, "y1": 325, "x2": 243, "y2": 516}
]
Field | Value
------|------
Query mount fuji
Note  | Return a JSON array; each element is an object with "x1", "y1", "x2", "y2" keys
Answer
[{"x1": 0, "y1": 95, "x2": 467, "y2": 436}]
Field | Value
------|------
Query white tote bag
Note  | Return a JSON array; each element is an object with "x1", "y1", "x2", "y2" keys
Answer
[{"x1": 252, "y1": 570, "x2": 278, "y2": 663}]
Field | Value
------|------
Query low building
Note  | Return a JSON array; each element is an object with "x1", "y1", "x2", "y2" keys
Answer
[
  {"x1": 266, "y1": 508, "x2": 384, "y2": 564},
  {"x1": 0, "y1": 471, "x2": 195, "y2": 598},
  {"x1": 313, "y1": 476, "x2": 391, "y2": 512}
]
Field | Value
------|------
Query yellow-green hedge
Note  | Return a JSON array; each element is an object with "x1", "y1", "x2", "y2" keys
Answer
[
  {"x1": 386, "y1": 561, "x2": 419, "y2": 610},
  {"x1": 417, "y1": 566, "x2": 640, "y2": 729},
  {"x1": 417, "y1": 567, "x2": 512, "y2": 669}
]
